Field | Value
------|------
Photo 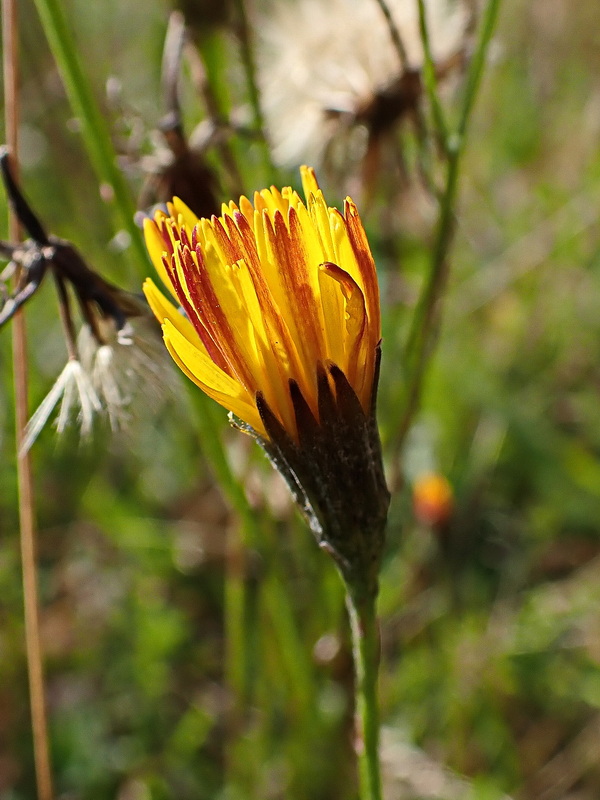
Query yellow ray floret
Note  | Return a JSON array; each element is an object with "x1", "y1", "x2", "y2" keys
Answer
[{"x1": 143, "y1": 167, "x2": 381, "y2": 442}]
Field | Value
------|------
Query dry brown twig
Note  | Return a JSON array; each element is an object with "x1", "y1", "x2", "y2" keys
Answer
[{"x1": 2, "y1": 0, "x2": 54, "y2": 796}]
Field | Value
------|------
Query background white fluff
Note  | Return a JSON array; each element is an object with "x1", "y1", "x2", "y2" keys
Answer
[{"x1": 258, "y1": 0, "x2": 469, "y2": 171}]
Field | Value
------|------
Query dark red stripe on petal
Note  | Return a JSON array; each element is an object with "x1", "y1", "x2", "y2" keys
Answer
[
  {"x1": 176, "y1": 245, "x2": 241, "y2": 378},
  {"x1": 166, "y1": 250, "x2": 230, "y2": 373},
  {"x1": 271, "y1": 209, "x2": 323, "y2": 364},
  {"x1": 220, "y1": 212, "x2": 303, "y2": 386},
  {"x1": 157, "y1": 219, "x2": 175, "y2": 256},
  {"x1": 186, "y1": 243, "x2": 256, "y2": 392},
  {"x1": 180, "y1": 226, "x2": 192, "y2": 249},
  {"x1": 169, "y1": 220, "x2": 181, "y2": 243},
  {"x1": 212, "y1": 215, "x2": 243, "y2": 265}
]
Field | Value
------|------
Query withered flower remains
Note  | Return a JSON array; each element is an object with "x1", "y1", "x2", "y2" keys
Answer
[
  {"x1": 144, "y1": 168, "x2": 389, "y2": 596},
  {"x1": 0, "y1": 147, "x2": 168, "y2": 448}
]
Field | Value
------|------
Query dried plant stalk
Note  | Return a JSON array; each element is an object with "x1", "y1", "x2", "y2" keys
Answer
[{"x1": 2, "y1": 0, "x2": 54, "y2": 797}]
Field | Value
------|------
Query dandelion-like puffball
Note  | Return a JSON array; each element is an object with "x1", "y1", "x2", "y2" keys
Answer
[{"x1": 258, "y1": 0, "x2": 469, "y2": 181}]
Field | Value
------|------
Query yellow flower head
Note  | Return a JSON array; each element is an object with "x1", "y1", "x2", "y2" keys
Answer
[
  {"x1": 144, "y1": 167, "x2": 389, "y2": 592},
  {"x1": 143, "y1": 167, "x2": 381, "y2": 443}
]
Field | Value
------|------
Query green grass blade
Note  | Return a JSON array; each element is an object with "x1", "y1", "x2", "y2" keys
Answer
[{"x1": 31, "y1": 0, "x2": 148, "y2": 276}]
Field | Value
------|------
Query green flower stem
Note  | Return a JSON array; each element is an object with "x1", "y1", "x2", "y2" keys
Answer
[
  {"x1": 31, "y1": 0, "x2": 147, "y2": 276},
  {"x1": 347, "y1": 588, "x2": 382, "y2": 800}
]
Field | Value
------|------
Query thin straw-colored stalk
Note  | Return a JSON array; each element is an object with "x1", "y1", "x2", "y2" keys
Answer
[
  {"x1": 31, "y1": 0, "x2": 147, "y2": 276},
  {"x1": 398, "y1": 0, "x2": 502, "y2": 449},
  {"x1": 3, "y1": 1, "x2": 54, "y2": 798}
]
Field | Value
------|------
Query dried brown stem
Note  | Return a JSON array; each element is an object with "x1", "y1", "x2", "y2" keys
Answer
[
  {"x1": 2, "y1": 1, "x2": 54, "y2": 798},
  {"x1": 372, "y1": 0, "x2": 409, "y2": 71}
]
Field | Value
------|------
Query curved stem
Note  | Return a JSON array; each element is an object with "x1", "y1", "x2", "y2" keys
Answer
[{"x1": 348, "y1": 590, "x2": 382, "y2": 800}]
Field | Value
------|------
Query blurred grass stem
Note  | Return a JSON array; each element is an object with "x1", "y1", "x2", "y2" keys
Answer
[
  {"x1": 416, "y1": 0, "x2": 449, "y2": 149},
  {"x1": 31, "y1": 0, "x2": 147, "y2": 276},
  {"x1": 187, "y1": 392, "x2": 314, "y2": 791},
  {"x1": 399, "y1": 0, "x2": 502, "y2": 448},
  {"x1": 184, "y1": 393, "x2": 257, "y2": 790},
  {"x1": 3, "y1": 0, "x2": 54, "y2": 798},
  {"x1": 231, "y1": 0, "x2": 275, "y2": 176}
]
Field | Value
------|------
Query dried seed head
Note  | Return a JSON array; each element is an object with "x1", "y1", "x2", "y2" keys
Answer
[
  {"x1": 21, "y1": 360, "x2": 101, "y2": 454},
  {"x1": 21, "y1": 318, "x2": 174, "y2": 452},
  {"x1": 258, "y1": 0, "x2": 470, "y2": 194},
  {"x1": 79, "y1": 319, "x2": 175, "y2": 430}
]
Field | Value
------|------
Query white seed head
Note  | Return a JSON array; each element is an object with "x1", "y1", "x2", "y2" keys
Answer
[
  {"x1": 258, "y1": 0, "x2": 469, "y2": 170},
  {"x1": 21, "y1": 359, "x2": 101, "y2": 454},
  {"x1": 22, "y1": 318, "x2": 174, "y2": 451},
  {"x1": 80, "y1": 319, "x2": 174, "y2": 431}
]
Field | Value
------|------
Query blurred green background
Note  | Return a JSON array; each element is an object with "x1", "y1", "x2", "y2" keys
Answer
[{"x1": 2, "y1": 0, "x2": 600, "y2": 798}]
